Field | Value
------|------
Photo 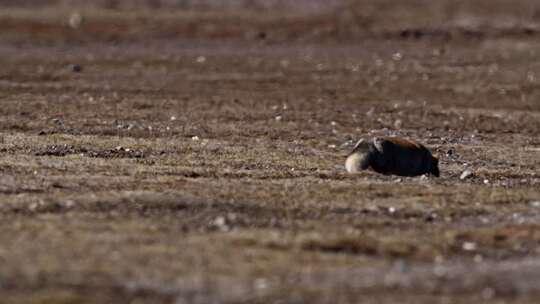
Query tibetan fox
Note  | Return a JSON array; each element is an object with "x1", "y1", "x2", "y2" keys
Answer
[{"x1": 345, "y1": 137, "x2": 439, "y2": 177}]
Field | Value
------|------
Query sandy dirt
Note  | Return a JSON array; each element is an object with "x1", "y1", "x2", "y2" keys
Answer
[{"x1": 0, "y1": 1, "x2": 540, "y2": 303}]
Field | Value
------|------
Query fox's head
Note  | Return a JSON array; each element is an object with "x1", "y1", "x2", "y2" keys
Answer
[
  {"x1": 349, "y1": 138, "x2": 369, "y2": 154},
  {"x1": 345, "y1": 139, "x2": 371, "y2": 173}
]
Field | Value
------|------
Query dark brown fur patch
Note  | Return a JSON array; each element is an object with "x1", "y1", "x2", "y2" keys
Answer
[{"x1": 380, "y1": 136, "x2": 425, "y2": 150}]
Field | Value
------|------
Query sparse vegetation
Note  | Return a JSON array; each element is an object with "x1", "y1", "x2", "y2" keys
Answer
[{"x1": 0, "y1": 1, "x2": 540, "y2": 303}]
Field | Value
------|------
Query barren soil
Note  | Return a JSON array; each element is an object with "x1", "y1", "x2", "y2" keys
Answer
[{"x1": 0, "y1": 1, "x2": 540, "y2": 303}]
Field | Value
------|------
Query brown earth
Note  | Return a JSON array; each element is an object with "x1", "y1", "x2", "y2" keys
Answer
[{"x1": 0, "y1": 1, "x2": 540, "y2": 303}]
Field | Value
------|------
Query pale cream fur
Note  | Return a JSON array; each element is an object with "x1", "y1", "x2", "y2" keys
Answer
[
  {"x1": 345, "y1": 152, "x2": 363, "y2": 173},
  {"x1": 345, "y1": 139, "x2": 369, "y2": 173}
]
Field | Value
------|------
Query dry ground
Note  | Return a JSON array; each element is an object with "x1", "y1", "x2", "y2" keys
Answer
[{"x1": 0, "y1": 1, "x2": 540, "y2": 303}]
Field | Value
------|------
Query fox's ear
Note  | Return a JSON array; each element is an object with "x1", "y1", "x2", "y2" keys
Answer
[{"x1": 351, "y1": 138, "x2": 367, "y2": 152}]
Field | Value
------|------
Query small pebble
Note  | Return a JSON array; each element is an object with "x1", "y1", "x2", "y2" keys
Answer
[
  {"x1": 254, "y1": 278, "x2": 269, "y2": 290},
  {"x1": 462, "y1": 242, "x2": 477, "y2": 251},
  {"x1": 460, "y1": 170, "x2": 474, "y2": 180},
  {"x1": 213, "y1": 216, "x2": 226, "y2": 227},
  {"x1": 64, "y1": 200, "x2": 75, "y2": 208},
  {"x1": 474, "y1": 254, "x2": 483, "y2": 263},
  {"x1": 530, "y1": 201, "x2": 540, "y2": 207},
  {"x1": 210, "y1": 216, "x2": 230, "y2": 232},
  {"x1": 70, "y1": 64, "x2": 83, "y2": 73},
  {"x1": 68, "y1": 11, "x2": 83, "y2": 29}
]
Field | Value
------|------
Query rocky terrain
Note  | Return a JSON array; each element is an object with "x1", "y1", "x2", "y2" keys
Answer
[{"x1": 0, "y1": 1, "x2": 539, "y2": 303}]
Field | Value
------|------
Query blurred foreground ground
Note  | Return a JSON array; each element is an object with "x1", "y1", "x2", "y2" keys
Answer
[{"x1": 0, "y1": 1, "x2": 540, "y2": 303}]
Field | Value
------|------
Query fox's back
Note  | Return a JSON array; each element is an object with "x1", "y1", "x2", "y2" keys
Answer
[
  {"x1": 379, "y1": 136, "x2": 427, "y2": 152},
  {"x1": 370, "y1": 137, "x2": 436, "y2": 176}
]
